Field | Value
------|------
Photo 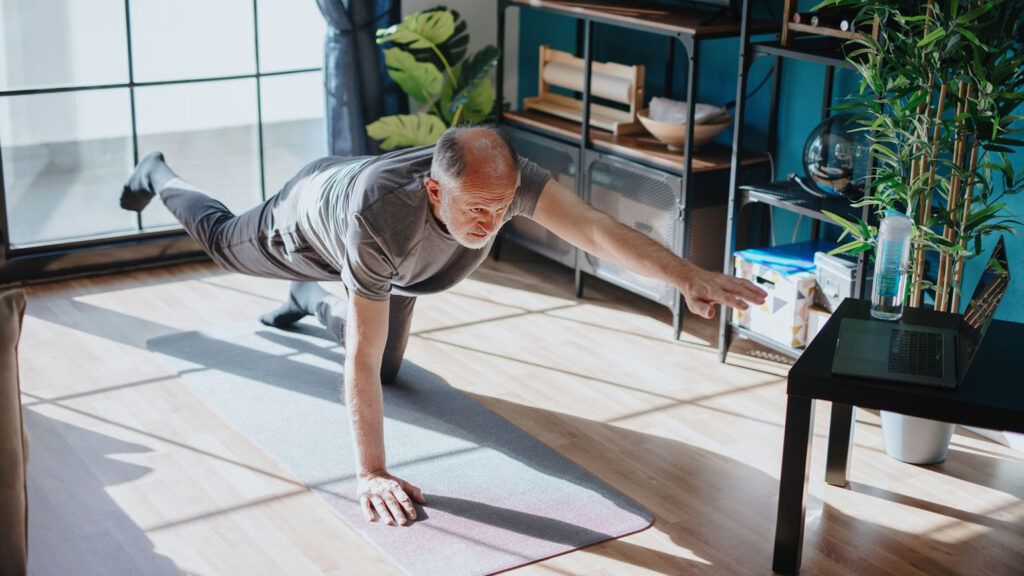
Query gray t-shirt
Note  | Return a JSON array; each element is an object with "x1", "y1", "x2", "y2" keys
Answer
[{"x1": 293, "y1": 145, "x2": 551, "y2": 301}]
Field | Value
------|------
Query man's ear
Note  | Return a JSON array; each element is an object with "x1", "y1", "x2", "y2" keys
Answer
[{"x1": 424, "y1": 176, "x2": 442, "y2": 206}]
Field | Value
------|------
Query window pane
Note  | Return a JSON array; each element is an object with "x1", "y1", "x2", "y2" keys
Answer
[
  {"x1": 135, "y1": 79, "x2": 261, "y2": 230},
  {"x1": 130, "y1": 0, "x2": 255, "y2": 83},
  {"x1": 0, "y1": 0, "x2": 128, "y2": 91},
  {"x1": 260, "y1": 72, "x2": 325, "y2": 194},
  {"x1": 0, "y1": 90, "x2": 137, "y2": 247},
  {"x1": 257, "y1": 0, "x2": 324, "y2": 73}
]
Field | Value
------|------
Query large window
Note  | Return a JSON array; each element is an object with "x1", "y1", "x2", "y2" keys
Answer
[{"x1": 0, "y1": 0, "x2": 325, "y2": 251}]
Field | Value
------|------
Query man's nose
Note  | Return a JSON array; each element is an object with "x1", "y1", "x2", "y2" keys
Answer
[{"x1": 480, "y1": 213, "x2": 499, "y2": 233}]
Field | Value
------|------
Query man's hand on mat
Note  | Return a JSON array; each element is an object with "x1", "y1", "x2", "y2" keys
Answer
[
  {"x1": 680, "y1": 269, "x2": 767, "y2": 320},
  {"x1": 358, "y1": 471, "x2": 426, "y2": 526}
]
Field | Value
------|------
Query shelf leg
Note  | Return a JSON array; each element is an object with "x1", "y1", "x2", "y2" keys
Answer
[
  {"x1": 719, "y1": 0, "x2": 753, "y2": 365},
  {"x1": 673, "y1": 291, "x2": 683, "y2": 340}
]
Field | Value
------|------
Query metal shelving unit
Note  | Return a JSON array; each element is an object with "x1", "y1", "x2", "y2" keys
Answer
[
  {"x1": 718, "y1": 1, "x2": 872, "y2": 361},
  {"x1": 495, "y1": 0, "x2": 774, "y2": 338}
]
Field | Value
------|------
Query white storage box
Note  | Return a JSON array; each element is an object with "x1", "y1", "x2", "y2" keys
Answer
[
  {"x1": 814, "y1": 251, "x2": 860, "y2": 313},
  {"x1": 733, "y1": 242, "x2": 831, "y2": 349}
]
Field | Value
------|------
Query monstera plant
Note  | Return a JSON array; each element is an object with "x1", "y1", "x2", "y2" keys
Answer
[{"x1": 367, "y1": 8, "x2": 500, "y2": 150}]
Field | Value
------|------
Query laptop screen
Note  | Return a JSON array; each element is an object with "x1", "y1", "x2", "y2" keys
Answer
[{"x1": 958, "y1": 236, "x2": 1010, "y2": 371}]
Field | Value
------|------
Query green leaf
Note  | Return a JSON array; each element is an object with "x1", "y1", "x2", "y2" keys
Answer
[
  {"x1": 384, "y1": 48, "x2": 443, "y2": 103},
  {"x1": 967, "y1": 202, "x2": 1007, "y2": 227},
  {"x1": 407, "y1": 8, "x2": 470, "y2": 70},
  {"x1": 366, "y1": 114, "x2": 447, "y2": 150},
  {"x1": 448, "y1": 46, "x2": 499, "y2": 112},
  {"x1": 993, "y1": 138, "x2": 1024, "y2": 147},
  {"x1": 959, "y1": 27, "x2": 985, "y2": 48},
  {"x1": 957, "y1": 2, "x2": 1000, "y2": 24},
  {"x1": 460, "y1": 78, "x2": 495, "y2": 124},
  {"x1": 822, "y1": 210, "x2": 866, "y2": 240},
  {"x1": 829, "y1": 240, "x2": 868, "y2": 256},
  {"x1": 983, "y1": 143, "x2": 1016, "y2": 153},
  {"x1": 376, "y1": 10, "x2": 455, "y2": 50},
  {"x1": 917, "y1": 28, "x2": 946, "y2": 49}
]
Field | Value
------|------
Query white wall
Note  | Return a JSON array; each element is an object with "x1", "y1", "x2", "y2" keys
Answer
[{"x1": 0, "y1": 0, "x2": 323, "y2": 147}]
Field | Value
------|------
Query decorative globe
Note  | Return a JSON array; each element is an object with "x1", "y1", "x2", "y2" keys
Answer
[{"x1": 803, "y1": 114, "x2": 870, "y2": 197}]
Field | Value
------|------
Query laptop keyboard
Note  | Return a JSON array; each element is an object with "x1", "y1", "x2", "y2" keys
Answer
[{"x1": 888, "y1": 329, "x2": 943, "y2": 378}]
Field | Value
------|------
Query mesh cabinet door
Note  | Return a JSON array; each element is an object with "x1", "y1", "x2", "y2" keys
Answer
[
  {"x1": 582, "y1": 152, "x2": 682, "y2": 306},
  {"x1": 503, "y1": 128, "x2": 579, "y2": 268}
]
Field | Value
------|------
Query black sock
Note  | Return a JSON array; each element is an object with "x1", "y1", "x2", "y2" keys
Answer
[
  {"x1": 120, "y1": 151, "x2": 177, "y2": 212},
  {"x1": 259, "y1": 281, "x2": 332, "y2": 328}
]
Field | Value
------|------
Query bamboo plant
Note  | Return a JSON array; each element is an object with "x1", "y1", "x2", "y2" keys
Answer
[
  {"x1": 367, "y1": 8, "x2": 499, "y2": 150},
  {"x1": 819, "y1": 0, "x2": 1023, "y2": 312}
]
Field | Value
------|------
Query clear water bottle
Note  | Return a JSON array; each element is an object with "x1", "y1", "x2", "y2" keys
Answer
[{"x1": 871, "y1": 210, "x2": 913, "y2": 320}]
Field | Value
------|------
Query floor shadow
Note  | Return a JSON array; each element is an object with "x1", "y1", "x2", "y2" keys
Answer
[
  {"x1": 928, "y1": 447, "x2": 1024, "y2": 499},
  {"x1": 23, "y1": 410, "x2": 182, "y2": 576},
  {"x1": 469, "y1": 394, "x2": 1024, "y2": 576}
]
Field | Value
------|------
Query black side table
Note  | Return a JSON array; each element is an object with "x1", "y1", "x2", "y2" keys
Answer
[{"x1": 772, "y1": 298, "x2": 1024, "y2": 574}]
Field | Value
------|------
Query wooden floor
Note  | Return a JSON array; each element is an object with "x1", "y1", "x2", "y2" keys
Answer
[{"x1": 16, "y1": 244, "x2": 1024, "y2": 575}]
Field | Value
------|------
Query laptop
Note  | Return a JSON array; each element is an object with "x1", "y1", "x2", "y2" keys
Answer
[{"x1": 831, "y1": 236, "x2": 1010, "y2": 388}]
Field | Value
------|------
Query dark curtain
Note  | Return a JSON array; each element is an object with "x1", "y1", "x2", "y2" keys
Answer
[{"x1": 316, "y1": 0, "x2": 404, "y2": 157}]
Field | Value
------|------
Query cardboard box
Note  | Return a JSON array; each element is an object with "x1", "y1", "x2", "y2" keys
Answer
[
  {"x1": 733, "y1": 241, "x2": 835, "y2": 349},
  {"x1": 806, "y1": 305, "x2": 832, "y2": 343}
]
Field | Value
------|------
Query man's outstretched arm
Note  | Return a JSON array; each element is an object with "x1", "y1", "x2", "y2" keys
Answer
[
  {"x1": 345, "y1": 293, "x2": 425, "y2": 526},
  {"x1": 530, "y1": 179, "x2": 766, "y2": 318}
]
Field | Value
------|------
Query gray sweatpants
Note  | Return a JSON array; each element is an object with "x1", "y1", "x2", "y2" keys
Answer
[{"x1": 158, "y1": 161, "x2": 414, "y2": 382}]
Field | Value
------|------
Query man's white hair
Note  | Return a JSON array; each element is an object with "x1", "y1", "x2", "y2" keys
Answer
[{"x1": 431, "y1": 126, "x2": 519, "y2": 188}]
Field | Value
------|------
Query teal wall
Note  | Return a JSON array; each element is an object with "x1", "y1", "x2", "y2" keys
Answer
[{"x1": 515, "y1": 3, "x2": 1023, "y2": 323}]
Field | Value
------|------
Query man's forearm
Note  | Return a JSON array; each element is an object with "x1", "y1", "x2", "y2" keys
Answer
[
  {"x1": 589, "y1": 212, "x2": 703, "y2": 290},
  {"x1": 345, "y1": 363, "x2": 387, "y2": 478}
]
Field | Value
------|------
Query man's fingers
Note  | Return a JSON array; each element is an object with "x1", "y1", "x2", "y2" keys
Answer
[
  {"x1": 720, "y1": 292, "x2": 748, "y2": 310},
  {"x1": 392, "y1": 486, "x2": 417, "y2": 521},
  {"x1": 370, "y1": 495, "x2": 394, "y2": 525},
  {"x1": 718, "y1": 276, "x2": 764, "y2": 303},
  {"x1": 383, "y1": 493, "x2": 408, "y2": 526},
  {"x1": 360, "y1": 495, "x2": 376, "y2": 522},
  {"x1": 402, "y1": 480, "x2": 427, "y2": 504},
  {"x1": 737, "y1": 279, "x2": 768, "y2": 302},
  {"x1": 689, "y1": 299, "x2": 714, "y2": 319}
]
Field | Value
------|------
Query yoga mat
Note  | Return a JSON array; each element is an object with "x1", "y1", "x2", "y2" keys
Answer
[{"x1": 148, "y1": 321, "x2": 653, "y2": 576}]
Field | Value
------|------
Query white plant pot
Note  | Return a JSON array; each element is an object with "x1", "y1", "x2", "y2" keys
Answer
[{"x1": 880, "y1": 411, "x2": 955, "y2": 464}]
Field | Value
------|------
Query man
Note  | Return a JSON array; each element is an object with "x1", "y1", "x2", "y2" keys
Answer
[{"x1": 120, "y1": 126, "x2": 766, "y2": 528}]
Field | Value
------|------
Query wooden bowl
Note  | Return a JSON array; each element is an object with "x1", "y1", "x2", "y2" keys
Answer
[{"x1": 637, "y1": 109, "x2": 732, "y2": 151}]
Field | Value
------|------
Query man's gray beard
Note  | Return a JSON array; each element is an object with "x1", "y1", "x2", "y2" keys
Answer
[
  {"x1": 441, "y1": 200, "x2": 491, "y2": 249},
  {"x1": 456, "y1": 234, "x2": 491, "y2": 250}
]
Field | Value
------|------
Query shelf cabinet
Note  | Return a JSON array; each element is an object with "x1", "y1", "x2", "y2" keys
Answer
[
  {"x1": 580, "y1": 151, "x2": 681, "y2": 307},
  {"x1": 496, "y1": 0, "x2": 771, "y2": 338},
  {"x1": 504, "y1": 128, "x2": 580, "y2": 268},
  {"x1": 718, "y1": 0, "x2": 874, "y2": 362}
]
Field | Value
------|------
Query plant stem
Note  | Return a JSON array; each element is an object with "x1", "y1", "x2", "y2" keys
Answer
[
  {"x1": 430, "y1": 44, "x2": 457, "y2": 90},
  {"x1": 450, "y1": 105, "x2": 463, "y2": 127},
  {"x1": 950, "y1": 142, "x2": 980, "y2": 313},
  {"x1": 906, "y1": 5, "x2": 933, "y2": 307},
  {"x1": 937, "y1": 82, "x2": 971, "y2": 312},
  {"x1": 910, "y1": 81, "x2": 948, "y2": 308}
]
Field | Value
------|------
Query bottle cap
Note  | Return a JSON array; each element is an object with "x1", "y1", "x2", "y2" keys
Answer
[{"x1": 880, "y1": 209, "x2": 913, "y2": 236}]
